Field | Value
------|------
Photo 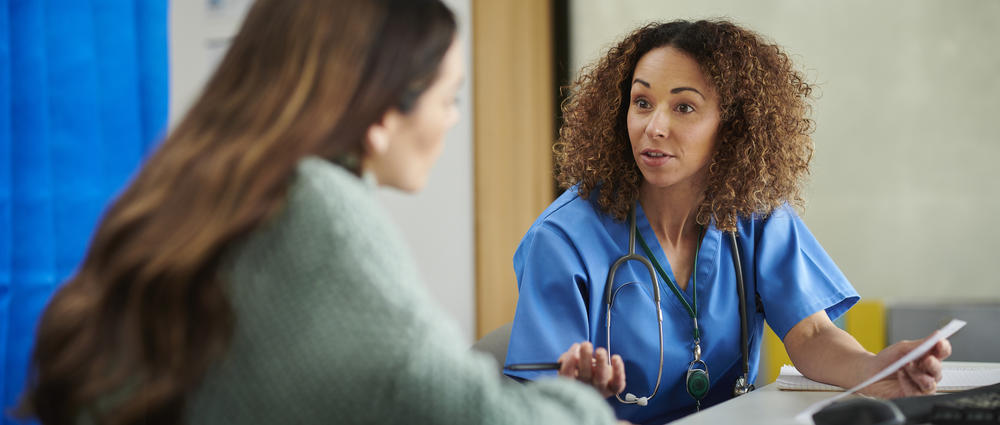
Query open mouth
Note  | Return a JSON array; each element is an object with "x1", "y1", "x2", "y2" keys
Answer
[{"x1": 639, "y1": 149, "x2": 675, "y2": 166}]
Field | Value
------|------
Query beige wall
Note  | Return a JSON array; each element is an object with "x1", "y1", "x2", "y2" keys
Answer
[{"x1": 570, "y1": 0, "x2": 1000, "y2": 302}]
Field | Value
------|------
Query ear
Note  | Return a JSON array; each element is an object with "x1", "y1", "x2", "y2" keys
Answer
[
  {"x1": 365, "y1": 124, "x2": 390, "y2": 156},
  {"x1": 365, "y1": 109, "x2": 402, "y2": 156}
]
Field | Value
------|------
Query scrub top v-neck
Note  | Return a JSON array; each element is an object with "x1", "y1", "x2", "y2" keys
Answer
[{"x1": 504, "y1": 186, "x2": 858, "y2": 425}]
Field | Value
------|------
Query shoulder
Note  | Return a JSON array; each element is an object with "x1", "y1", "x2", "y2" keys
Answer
[
  {"x1": 530, "y1": 186, "x2": 612, "y2": 235},
  {"x1": 514, "y1": 186, "x2": 618, "y2": 268},
  {"x1": 736, "y1": 203, "x2": 804, "y2": 236},
  {"x1": 229, "y1": 156, "x2": 404, "y2": 283},
  {"x1": 283, "y1": 157, "x2": 397, "y2": 246},
  {"x1": 291, "y1": 156, "x2": 377, "y2": 222},
  {"x1": 519, "y1": 187, "x2": 614, "y2": 248},
  {"x1": 762, "y1": 204, "x2": 799, "y2": 222}
]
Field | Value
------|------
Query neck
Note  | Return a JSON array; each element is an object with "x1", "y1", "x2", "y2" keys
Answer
[
  {"x1": 638, "y1": 181, "x2": 704, "y2": 249},
  {"x1": 359, "y1": 155, "x2": 378, "y2": 184}
]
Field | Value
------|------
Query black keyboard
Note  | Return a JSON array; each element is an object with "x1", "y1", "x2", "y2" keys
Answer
[{"x1": 892, "y1": 382, "x2": 1000, "y2": 424}]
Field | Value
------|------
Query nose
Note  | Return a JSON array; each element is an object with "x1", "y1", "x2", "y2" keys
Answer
[{"x1": 645, "y1": 109, "x2": 669, "y2": 139}]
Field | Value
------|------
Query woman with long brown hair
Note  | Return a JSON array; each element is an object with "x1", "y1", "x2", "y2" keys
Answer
[
  {"x1": 504, "y1": 19, "x2": 951, "y2": 424},
  {"x1": 18, "y1": 1, "x2": 623, "y2": 424}
]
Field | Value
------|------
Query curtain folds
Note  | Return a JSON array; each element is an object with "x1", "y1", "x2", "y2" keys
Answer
[{"x1": 1, "y1": 1, "x2": 168, "y2": 422}]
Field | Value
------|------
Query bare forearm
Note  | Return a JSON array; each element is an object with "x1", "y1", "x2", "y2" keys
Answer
[
  {"x1": 783, "y1": 310, "x2": 953, "y2": 398},
  {"x1": 783, "y1": 311, "x2": 875, "y2": 388}
]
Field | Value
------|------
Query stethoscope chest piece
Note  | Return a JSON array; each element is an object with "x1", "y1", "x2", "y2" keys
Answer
[{"x1": 733, "y1": 375, "x2": 754, "y2": 396}]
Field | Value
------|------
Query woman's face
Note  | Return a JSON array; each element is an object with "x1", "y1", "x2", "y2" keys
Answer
[
  {"x1": 368, "y1": 39, "x2": 464, "y2": 192},
  {"x1": 626, "y1": 46, "x2": 721, "y2": 192}
]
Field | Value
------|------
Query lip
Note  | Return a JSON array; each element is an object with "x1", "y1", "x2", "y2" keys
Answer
[{"x1": 639, "y1": 149, "x2": 675, "y2": 167}]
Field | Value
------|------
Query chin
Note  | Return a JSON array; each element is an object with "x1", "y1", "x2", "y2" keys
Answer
[
  {"x1": 639, "y1": 174, "x2": 678, "y2": 188},
  {"x1": 391, "y1": 177, "x2": 428, "y2": 193}
]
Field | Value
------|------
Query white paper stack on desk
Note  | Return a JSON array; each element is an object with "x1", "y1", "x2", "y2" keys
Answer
[{"x1": 777, "y1": 363, "x2": 1000, "y2": 392}]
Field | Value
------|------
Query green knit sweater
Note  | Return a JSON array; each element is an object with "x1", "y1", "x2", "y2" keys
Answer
[{"x1": 185, "y1": 157, "x2": 617, "y2": 424}]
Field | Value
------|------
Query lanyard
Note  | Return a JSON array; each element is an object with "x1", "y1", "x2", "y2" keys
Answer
[
  {"x1": 634, "y1": 225, "x2": 712, "y2": 408},
  {"x1": 634, "y1": 228, "x2": 703, "y2": 340}
]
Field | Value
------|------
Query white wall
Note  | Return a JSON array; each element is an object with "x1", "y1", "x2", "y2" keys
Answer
[
  {"x1": 169, "y1": 0, "x2": 252, "y2": 126},
  {"x1": 169, "y1": 0, "x2": 477, "y2": 341},
  {"x1": 375, "y1": 0, "x2": 475, "y2": 343},
  {"x1": 570, "y1": 0, "x2": 1000, "y2": 302}
]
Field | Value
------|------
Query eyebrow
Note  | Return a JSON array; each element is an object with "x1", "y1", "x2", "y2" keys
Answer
[
  {"x1": 671, "y1": 87, "x2": 705, "y2": 100},
  {"x1": 632, "y1": 79, "x2": 706, "y2": 100},
  {"x1": 632, "y1": 78, "x2": 651, "y2": 88}
]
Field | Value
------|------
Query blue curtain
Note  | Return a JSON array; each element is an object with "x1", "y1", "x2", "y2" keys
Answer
[{"x1": 0, "y1": 1, "x2": 168, "y2": 422}]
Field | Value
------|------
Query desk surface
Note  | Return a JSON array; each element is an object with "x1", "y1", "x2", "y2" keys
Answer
[
  {"x1": 669, "y1": 384, "x2": 829, "y2": 425},
  {"x1": 669, "y1": 361, "x2": 1000, "y2": 425}
]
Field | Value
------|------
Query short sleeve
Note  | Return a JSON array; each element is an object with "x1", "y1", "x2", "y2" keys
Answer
[
  {"x1": 755, "y1": 207, "x2": 859, "y2": 339},
  {"x1": 504, "y1": 224, "x2": 591, "y2": 381}
]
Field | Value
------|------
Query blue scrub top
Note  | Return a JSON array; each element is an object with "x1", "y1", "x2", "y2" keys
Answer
[{"x1": 504, "y1": 187, "x2": 859, "y2": 425}]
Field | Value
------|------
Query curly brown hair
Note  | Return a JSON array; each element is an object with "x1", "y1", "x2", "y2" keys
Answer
[{"x1": 554, "y1": 19, "x2": 815, "y2": 231}]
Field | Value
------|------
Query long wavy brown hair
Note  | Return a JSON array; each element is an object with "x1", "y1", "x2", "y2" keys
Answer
[
  {"x1": 555, "y1": 19, "x2": 815, "y2": 231},
  {"x1": 18, "y1": 0, "x2": 455, "y2": 424}
]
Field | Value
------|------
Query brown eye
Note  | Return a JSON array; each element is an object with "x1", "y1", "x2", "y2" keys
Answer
[
  {"x1": 634, "y1": 98, "x2": 652, "y2": 109},
  {"x1": 676, "y1": 103, "x2": 695, "y2": 113}
]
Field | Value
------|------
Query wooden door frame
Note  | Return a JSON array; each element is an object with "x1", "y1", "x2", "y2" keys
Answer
[{"x1": 472, "y1": 0, "x2": 556, "y2": 338}]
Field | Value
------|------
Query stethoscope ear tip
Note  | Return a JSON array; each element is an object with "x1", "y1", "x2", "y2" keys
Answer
[{"x1": 624, "y1": 393, "x2": 649, "y2": 406}]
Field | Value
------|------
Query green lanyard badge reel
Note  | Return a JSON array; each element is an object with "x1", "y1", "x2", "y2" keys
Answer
[{"x1": 686, "y1": 337, "x2": 710, "y2": 401}]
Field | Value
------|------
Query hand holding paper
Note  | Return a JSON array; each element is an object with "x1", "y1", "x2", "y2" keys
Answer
[
  {"x1": 795, "y1": 319, "x2": 965, "y2": 423},
  {"x1": 858, "y1": 328, "x2": 953, "y2": 398}
]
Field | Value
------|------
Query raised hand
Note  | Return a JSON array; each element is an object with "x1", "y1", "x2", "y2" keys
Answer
[{"x1": 556, "y1": 341, "x2": 627, "y2": 398}]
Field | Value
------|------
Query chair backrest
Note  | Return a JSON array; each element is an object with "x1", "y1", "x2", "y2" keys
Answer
[{"x1": 471, "y1": 322, "x2": 513, "y2": 374}]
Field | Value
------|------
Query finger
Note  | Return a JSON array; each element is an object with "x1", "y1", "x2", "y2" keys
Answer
[
  {"x1": 909, "y1": 331, "x2": 947, "y2": 356},
  {"x1": 592, "y1": 348, "x2": 613, "y2": 395},
  {"x1": 931, "y1": 339, "x2": 952, "y2": 360},
  {"x1": 880, "y1": 338, "x2": 920, "y2": 365},
  {"x1": 916, "y1": 363, "x2": 938, "y2": 393},
  {"x1": 917, "y1": 354, "x2": 943, "y2": 382},
  {"x1": 879, "y1": 333, "x2": 946, "y2": 368},
  {"x1": 609, "y1": 354, "x2": 627, "y2": 395},
  {"x1": 559, "y1": 343, "x2": 580, "y2": 378},
  {"x1": 896, "y1": 369, "x2": 919, "y2": 396},
  {"x1": 903, "y1": 362, "x2": 936, "y2": 394},
  {"x1": 557, "y1": 345, "x2": 569, "y2": 366},
  {"x1": 577, "y1": 342, "x2": 595, "y2": 382}
]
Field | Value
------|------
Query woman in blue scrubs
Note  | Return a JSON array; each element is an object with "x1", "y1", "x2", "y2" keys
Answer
[{"x1": 503, "y1": 20, "x2": 951, "y2": 425}]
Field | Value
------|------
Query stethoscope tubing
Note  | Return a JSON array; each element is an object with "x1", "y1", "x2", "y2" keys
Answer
[
  {"x1": 729, "y1": 232, "x2": 750, "y2": 380},
  {"x1": 605, "y1": 207, "x2": 754, "y2": 405},
  {"x1": 606, "y1": 208, "x2": 664, "y2": 405}
]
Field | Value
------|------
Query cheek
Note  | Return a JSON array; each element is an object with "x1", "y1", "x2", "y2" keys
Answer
[
  {"x1": 425, "y1": 107, "x2": 452, "y2": 143},
  {"x1": 445, "y1": 104, "x2": 460, "y2": 128},
  {"x1": 413, "y1": 109, "x2": 449, "y2": 163},
  {"x1": 697, "y1": 124, "x2": 720, "y2": 154}
]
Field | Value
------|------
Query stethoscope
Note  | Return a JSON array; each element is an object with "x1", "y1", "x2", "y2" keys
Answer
[{"x1": 604, "y1": 207, "x2": 755, "y2": 409}]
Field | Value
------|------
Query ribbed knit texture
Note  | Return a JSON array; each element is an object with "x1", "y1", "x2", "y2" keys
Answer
[{"x1": 186, "y1": 157, "x2": 617, "y2": 424}]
